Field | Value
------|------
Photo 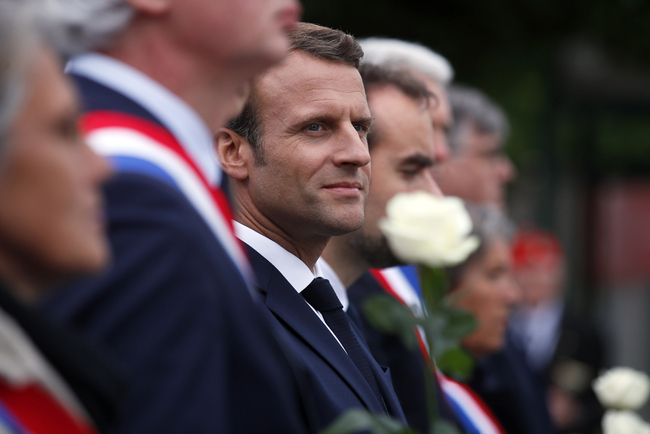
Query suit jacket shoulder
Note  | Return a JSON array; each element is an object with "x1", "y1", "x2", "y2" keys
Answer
[{"x1": 246, "y1": 245, "x2": 406, "y2": 432}]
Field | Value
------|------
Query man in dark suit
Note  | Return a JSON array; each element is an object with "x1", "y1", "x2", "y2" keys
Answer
[
  {"x1": 40, "y1": 1, "x2": 310, "y2": 433},
  {"x1": 217, "y1": 23, "x2": 406, "y2": 432}
]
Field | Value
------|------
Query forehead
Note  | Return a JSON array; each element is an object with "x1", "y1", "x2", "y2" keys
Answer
[
  {"x1": 367, "y1": 86, "x2": 434, "y2": 157},
  {"x1": 255, "y1": 51, "x2": 369, "y2": 124},
  {"x1": 416, "y1": 74, "x2": 451, "y2": 126}
]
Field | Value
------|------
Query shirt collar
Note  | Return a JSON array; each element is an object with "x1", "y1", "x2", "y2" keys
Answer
[
  {"x1": 317, "y1": 258, "x2": 350, "y2": 312},
  {"x1": 66, "y1": 52, "x2": 220, "y2": 186},
  {"x1": 234, "y1": 222, "x2": 324, "y2": 293}
]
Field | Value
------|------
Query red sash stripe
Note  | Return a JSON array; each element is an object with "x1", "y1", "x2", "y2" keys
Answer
[
  {"x1": 0, "y1": 382, "x2": 96, "y2": 434},
  {"x1": 81, "y1": 111, "x2": 244, "y2": 258}
]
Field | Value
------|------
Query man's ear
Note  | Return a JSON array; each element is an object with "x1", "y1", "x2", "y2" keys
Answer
[
  {"x1": 124, "y1": 0, "x2": 171, "y2": 15},
  {"x1": 216, "y1": 128, "x2": 251, "y2": 181}
]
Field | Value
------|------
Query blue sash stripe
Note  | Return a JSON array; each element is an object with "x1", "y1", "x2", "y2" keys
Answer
[
  {"x1": 109, "y1": 156, "x2": 180, "y2": 192},
  {"x1": 398, "y1": 265, "x2": 423, "y2": 299},
  {"x1": 0, "y1": 400, "x2": 29, "y2": 434},
  {"x1": 446, "y1": 395, "x2": 482, "y2": 434}
]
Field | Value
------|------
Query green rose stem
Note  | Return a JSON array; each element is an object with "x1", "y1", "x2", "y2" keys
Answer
[{"x1": 418, "y1": 265, "x2": 445, "y2": 427}]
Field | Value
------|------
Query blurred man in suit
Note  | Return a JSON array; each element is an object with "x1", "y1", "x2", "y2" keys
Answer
[
  {"x1": 217, "y1": 23, "x2": 406, "y2": 432},
  {"x1": 437, "y1": 85, "x2": 516, "y2": 209},
  {"x1": 511, "y1": 229, "x2": 605, "y2": 434},
  {"x1": 41, "y1": 0, "x2": 310, "y2": 433}
]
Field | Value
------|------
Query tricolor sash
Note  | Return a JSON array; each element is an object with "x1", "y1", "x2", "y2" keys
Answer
[
  {"x1": 370, "y1": 267, "x2": 506, "y2": 434},
  {"x1": 0, "y1": 382, "x2": 97, "y2": 434},
  {"x1": 370, "y1": 266, "x2": 429, "y2": 358},
  {"x1": 438, "y1": 374, "x2": 506, "y2": 434},
  {"x1": 81, "y1": 111, "x2": 254, "y2": 287}
]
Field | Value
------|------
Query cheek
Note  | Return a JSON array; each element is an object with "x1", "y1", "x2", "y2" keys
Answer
[{"x1": 0, "y1": 152, "x2": 72, "y2": 255}]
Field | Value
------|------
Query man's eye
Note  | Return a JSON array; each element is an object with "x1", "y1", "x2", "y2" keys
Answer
[
  {"x1": 354, "y1": 124, "x2": 368, "y2": 132},
  {"x1": 306, "y1": 124, "x2": 322, "y2": 132},
  {"x1": 401, "y1": 167, "x2": 419, "y2": 176}
]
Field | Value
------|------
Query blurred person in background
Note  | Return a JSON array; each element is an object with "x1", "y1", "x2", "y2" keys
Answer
[
  {"x1": 511, "y1": 228, "x2": 605, "y2": 434},
  {"x1": 359, "y1": 37, "x2": 454, "y2": 164},
  {"x1": 436, "y1": 84, "x2": 516, "y2": 210},
  {"x1": 440, "y1": 204, "x2": 522, "y2": 434},
  {"x1": 0, "y1": 1, "x2": 123, "y2": 432},
  {"x1": 435, "y1": 84, "x2": 555, "y2": 434},
  {"x1": 39, "y1": 0, "x2": 310, "y2": 433}
]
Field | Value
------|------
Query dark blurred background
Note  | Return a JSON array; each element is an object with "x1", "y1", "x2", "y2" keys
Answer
[{"x1": 302, "y1": 0, "x2": 650, "y2": 398}]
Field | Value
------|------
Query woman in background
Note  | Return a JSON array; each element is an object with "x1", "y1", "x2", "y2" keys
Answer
[
  {"x1": 445, "y1": 205, "x2": 556, "y2": 434},
  {"x1": 0, "y1": 1, "x2": 122, "y2": 432}
]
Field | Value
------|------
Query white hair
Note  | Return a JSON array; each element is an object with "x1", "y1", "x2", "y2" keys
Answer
[
  {"x1": 359, "y1": 37, "x2": 454, "y2": 85},
  {"x1": 0, "y1": 1, "x2": 38, "y2": 159},
  {"x1": 37, "y1": 0, "x2": 135, "y2": 56}
]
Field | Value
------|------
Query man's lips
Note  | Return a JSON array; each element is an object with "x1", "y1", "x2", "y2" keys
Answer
[{"x1": 323, "y1": 182, "x2": 364, "y2": 197}]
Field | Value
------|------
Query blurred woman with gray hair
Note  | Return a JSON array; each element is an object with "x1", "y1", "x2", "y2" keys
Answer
[
  {"x1": 446, "y1": 204, "x2": 520, "y2": 358},
  {"x1": 0, "y1": 1, "x2": 122, "y2": 432},
  {"x1": 445, "y1": 204, "x2": 556, "y2": 434},
  {"x1": 434, "y1": 206, "x2": 521, "y2": 432}
]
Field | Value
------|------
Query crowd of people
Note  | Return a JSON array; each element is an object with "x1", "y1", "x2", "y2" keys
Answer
[{"x1": 0, "y1": 0, "x2": 606, "y2": 433}]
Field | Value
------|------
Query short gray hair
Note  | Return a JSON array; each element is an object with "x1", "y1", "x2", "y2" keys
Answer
[
  {"x1": 447, "y1": 84, "x2": 510, "y2": 154},
  {"x1": 446, "y1": 204, "x2": 515, "y2": 289},
  {"x1": 0, "y1": 1, "x2": 39, "y2": 159},
  {"x1": 37, "y1": 0, "x2": 135, "y2": 56},
  {"x1": 359, "y1": 37, "x2": 454, "y2": 85}
]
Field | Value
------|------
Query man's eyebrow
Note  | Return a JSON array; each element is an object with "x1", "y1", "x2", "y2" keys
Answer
[
  {"x1": 401, "y1": 153, "x2": 435, "y2": 167},
  {"x1": 353, "y1": 116, "x2": 374, "y2": 127}
]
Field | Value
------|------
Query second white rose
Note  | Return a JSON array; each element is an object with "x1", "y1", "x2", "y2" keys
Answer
[
  {"x1": 379, "y1": 192, "x2": 480, "y2": 267},
  {"x1": 602, "y1": 410, "x2": 650, "y2": 434},
  {"x1": 593, "y1": 367, "x2": 650, "y2": 410}
]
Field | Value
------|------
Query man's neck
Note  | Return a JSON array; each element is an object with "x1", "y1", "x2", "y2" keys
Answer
[
  {"x1": 321, "y1": 236, "x2": 368, "y2": 288},
  {"x1": 103, "y1": 25, "x2": 247, "y2": 134},
  {"x1": 236, "y1": 214, "x2": 329, "y2": 272}
]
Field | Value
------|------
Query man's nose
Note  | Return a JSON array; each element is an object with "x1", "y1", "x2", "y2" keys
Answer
[{"x1": 333, "y1": 125, "x2": 371, "y2": 168}]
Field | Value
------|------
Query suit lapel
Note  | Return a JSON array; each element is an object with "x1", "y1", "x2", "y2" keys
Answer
[{"x1": 245, "y1": 245, "x2": 383, "y2": 413}]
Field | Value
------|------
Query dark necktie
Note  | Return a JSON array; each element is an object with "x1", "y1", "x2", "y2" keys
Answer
[{"x1": 302, "y1": 277, "x2": 388, "y2": 414}]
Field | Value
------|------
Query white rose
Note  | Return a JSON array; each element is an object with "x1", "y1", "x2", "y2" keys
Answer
[
  {"x1": 378, "y1": 192, "x2": 480, "y2": 267},
  {"x1": 602, "y1": 410, "x2": 650, "y2": 434},
  {"x1": 593, "y1": 367, "x2": 650, "y2": 410}
]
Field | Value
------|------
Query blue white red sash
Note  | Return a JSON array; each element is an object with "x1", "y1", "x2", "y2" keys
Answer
[
  {"x1": 0, "y1": 382, "x2": 97, "y2": 434},
  {"x1": 438, "y1": 374, "x2": 506, "y2": 434},
  {"x1": 370, "y1": 267, "x2": 506, "y2": 434},
  {"x1": 370, "y1": 267, "x2": 429, "y2": 358},
  {"x1": 81, "y1": 110, "x2": 254, "y2": 286}
]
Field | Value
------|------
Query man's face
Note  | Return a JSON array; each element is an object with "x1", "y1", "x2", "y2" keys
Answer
[
  {"x1": 0, "y1": 46, "x2": 111, "y2": 296},
  {"x1": 244, "y1": 51, "x2": 371, "y2": 241},
  {"x1": 345, "y1": 85, "x2": 442, "y2": 268},
  {"x1": 414, "y1": 74, "x2": 452, "y2": 164},
  {"x1": 169, "y1": 0, "x2": 301, "y2": 71},
  {"x1": 436, "y1": 121, "x2": 515, "y2": 208}
]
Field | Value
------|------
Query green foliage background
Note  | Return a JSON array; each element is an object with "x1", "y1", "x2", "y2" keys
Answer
[{"x1": 301, "y1": 0, "x2": 650, "y2": 176}]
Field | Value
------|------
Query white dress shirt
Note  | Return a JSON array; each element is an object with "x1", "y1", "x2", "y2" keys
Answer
[
  {"x1": 66, "y1": 52, "x2": 221, "y2": 187},
  {"x1": 235, "y1": 222, "x2": 347, "y2": 350},
  {"x1": 511, "y1": 298, "x2": 564, "y2": 371}
]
